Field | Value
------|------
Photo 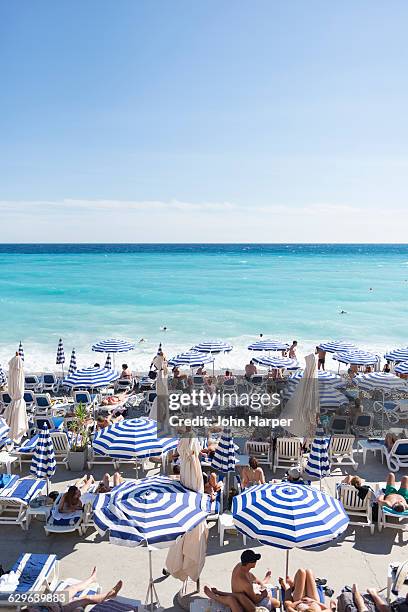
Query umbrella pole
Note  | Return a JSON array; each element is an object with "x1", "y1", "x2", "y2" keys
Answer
[
  {"x1": 285, "y1": 549, "x2": 290, "y2": 578},
  {"x1": 145, "y1": 548, "x2": 160, "y2": 611}
]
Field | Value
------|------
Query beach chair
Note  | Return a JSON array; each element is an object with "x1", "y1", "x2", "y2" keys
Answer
[
  {"x1": 3, "y1": 553, "x2": 59, "y2": 610},
  {"x1": 50, "y1": 431, "x2": 70, "y2": 467},
  {"x1": 328, "y1": 415, "x2": 350, "y2": 434},
  {"x1": 382, "y1": 439, "x2": 408, "y2": 472},
  {"x1": 44, "y1": 492, "x2": 94, "y2": 536},
  {"x1": 248, "y1": 374, "x2": 265, "y2": 392},
  {"x1": 42, "y1": 373, "x2": 60, "y2": 394},
  {"x1": 336, "y1": 483, "x2": 374, "y2": 534},
  {"x1": 328, "y1": 435, "x2": 358, "y2": 471},
  {"x1": 373, "y1": 400, "x2": 404, "y2": 425},
  {"x1": 376, "y1": 483, "x2": 408, "y2": 539},
  {"x1": 24, "y1": 374, "x2": 43, "y2": 392},
  {"x1": 115, "y1": 378, "x2": 133, "y2": 393},
  {"x1": 192, "y1": 375, "x2": 206, "y2": 389},
  {"x1": 0, "y1": 476, "x2": 47, "y2": 529},
  {"x1": 73, "y1": 390, "x2": 98, "y2": 410},
  {"x1": 12, "y1": 435, "x2": 40, "y2": 470},
  {"x1": 245, "y1": 440, "x2": 272, "y2": 467},
  {"x1": 34, "y1": 393, "x2": 54, "y2": 415},
  {"x1": 33, "y1": 415, "x2": 65, "y2": 434},
  {"x1": 0, "y1": 392, "x2": 12, "y2": 412},
  {"x1": 23, "y1": 390, "x2": 36, "y2": 411},
  {"x1": 386, "y1": 560, "x2": 408, "y2": 603},
  {"x1": 273, "y1": 437, "x2": 302, "y2": 473},
  {"x1": 351, "y1": 413, "x2": 373, "y2": 437}
]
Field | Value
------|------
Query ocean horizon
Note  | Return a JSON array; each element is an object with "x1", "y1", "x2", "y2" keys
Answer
[{"x1": 1, "y1": 243, "x2": 407, "y2": 372}]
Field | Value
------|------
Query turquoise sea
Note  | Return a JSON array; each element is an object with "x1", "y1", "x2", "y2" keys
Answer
[{"x1": 0, "y1": 244, "x2": 407, "y2": 372}]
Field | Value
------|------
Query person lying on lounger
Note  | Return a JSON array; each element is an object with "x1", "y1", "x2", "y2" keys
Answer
[
  {"x1": 202, "y1": 472, "x2": 222, "y2": 501},
  {"x1": 96, "y1": 414, "x2": 124, "y2": 429},
  {"x1": 96, "y1": 472, "x2": 124, "y2": 493},
  {"x1": 377, "y1": 473, "x2": 408, "y2": 512},
  {"x1": 280, "y1": 568, "x2": 330, "y2": 612},
  {"x1": 27, "y1": 566, "x2": 122, "y2": 612},
  {"x1": 58, "y1": 475, "x2": 98, "y2": 513}
]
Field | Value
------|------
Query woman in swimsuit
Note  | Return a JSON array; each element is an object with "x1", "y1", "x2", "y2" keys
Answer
[{"x1": 241, "y1": 457, "x2": 266, "y2": 489}]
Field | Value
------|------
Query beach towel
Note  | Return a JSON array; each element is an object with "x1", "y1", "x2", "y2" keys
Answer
[
  {"x1": 11, "y1": 554, "x2": 57, "y2": 593},
  {"x1": 47, "y1": 504, "x2": 82, "y2": 527},
  {"x1": 0, "y1": 477, "x2": 46, "y2": 503},
  {"x1": 0, "y1": 571, "x2": 19, "y2": 591}
]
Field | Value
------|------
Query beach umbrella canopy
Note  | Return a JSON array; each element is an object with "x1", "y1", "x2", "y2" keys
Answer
[
  {"x1": 232, "y1": 482, "x2": 348, "y2": 550},
  {"x1": 63, "y1": 366, "x2": 119, "y2": 389},
  {"x1": 304, "y1": 428, "x2": 330, "y2": 480},
  {"x1": 252, "y1": 356, "x2": 299, "y2": 369},
  {"x1": 30, "y1": 425, "x2": 56, "y2": 480},
  {"x1": 248, "y1": 340, "x2": 289, "y2": 352},
  {"x1": 355, "y1": 372, "x2": 407, "y2": 393},
  {"x1": 0, "y1": 365, "x2": 7, "y2": 386},
  {"x1": 92, "y1": 339, "x2": 135, "y2": 353},
  {"x1": 168, "y1": 351, "x2": 214, "y2": 368},
  {"x1": 93, "y1": 476, "x2": 210, "y2": 547},
  {"x1": 92, "y1": 417, "x2": 178, "y2": 459},
  {"x1": 384, "y1": 347, "x2": 408, "y2": 363},
  {"x1": 289, "y1": 370, "x2": 344, "y2": 385},
  {"x1": 318, "y1": 341, "x2": 358, "y2": 353},
  {"x1": 191, "y1": 341, "x2": 232, "y2": 354},
  {"x1": 104, "y1": 354, "x2": 112, "y2": 369},
  {"x1": 4, "y1": 355, "x2": 28, "y2": 443},
  {"x1": 333, "y1": 349, "x2": 379, "y2": 366},
  {"x1": 18, "y1": 341, "x2": 24, "y2": 361},
  {"x1": 395, "y1": 361, "x2": 408, "y2": 375},
  {"x1": 283, "y1": 381, "x2": 348, "y2": 408},
  {"x1": 211, "y1": 428, "x2": 237, "y2": 473},
  {"x1": 56, "y1": 339, "x2": 65, "y2": 366}
]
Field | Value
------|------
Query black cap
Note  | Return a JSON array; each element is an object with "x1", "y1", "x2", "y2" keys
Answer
[{"x1": 241, "y1": 549, "x2": 261, "y2": 564}]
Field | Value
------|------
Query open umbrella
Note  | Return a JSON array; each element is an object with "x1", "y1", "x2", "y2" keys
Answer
[
  {"x1": 318, "y1": 341, "x2": 357, "y2": 353},
  {"x1": 168, "y1": 351, "x2": 214, "y2": 368},
  {"x1": 4, "y1": 354, "x2": 28, "y2": 443},
  {"x1": 384, "y1": 347, "x2": 408, "y2": 363},
  {"x1": 248, "y1": 339, "x2": 289, "y2": 352},
  {"x1": 191, "y1": 341, "x2": 232, "y2": 375},
  {"x1": 355, "y1": 372, "x2": 407, "y2": 434},
  {"x1": 63, "y1": 366, "x2": 119, "y2": 389}
]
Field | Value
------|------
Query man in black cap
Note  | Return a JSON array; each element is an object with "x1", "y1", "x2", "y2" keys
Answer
[{"x1": 231, "y1": 550, "x2": 279, "y2": 610}]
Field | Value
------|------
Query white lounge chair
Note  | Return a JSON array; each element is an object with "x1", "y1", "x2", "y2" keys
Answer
[
  {"x1": 73, "y1": 390, "x2": 99, "y2": 410},
  {"x1": 386, "y1": 560, "x2": 408, "y2": 603},
  {"x1": 328, "y1": 415, "x2": 350, "y2": 434},
  {"x1": 376, "y1": 483, "x2": 408, "y2": 540},
  {"x1": 373, "y1": 400, "x2": 408, "y2": 425},
  {"x1": 336, "y1": 483, "x2": 374, "y2": 534},
  {"x1": 42, "y1": 373, "x2": 60, "y2": 394},
  {"x1": 50, "y1": 431, "x2": 70, "y2": 468},
  {"x1": 273, "y1": 437, "x2": 302, "y2": 473},
  {"x1": 4, "y1": 553, "x2": 59, "y2": 610},
  {"x1": 328, "y1": 435, "x2": 358, "y2": 471},
  {"x1": 23, "y1": 390, "x2": 36, "y2": 411},
  {"x1": 0, "y1": 476, "x2": 47, "y2": 529},
  {"x1": 44, "y1": 493, "x2": 94, "y2": 536},
  {"x1": 245, "y1": 440, "x2": 272, "y2": 467},
  {"x1": 24, "y1": 374, "x2": 43, "y2": 392},
  {"x1": 382, "y1": 439, "x2": 408, "y2": 472}
]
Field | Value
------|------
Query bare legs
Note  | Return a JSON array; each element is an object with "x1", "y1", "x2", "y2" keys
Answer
[
  {"x1": 281, "y1": 569, "x2": 319, "y2": 602},
  {"x1": 204, "y1": 586, "x2": 256, "y2": 612},
  {"x1": 367, "y1": 589, "x2": 391, "y2": 612},
  {"x1": 63, "y1": 580, "x2": 123, "y2": 612},
  {"x1": 352, "y1": 584, "x2": 368, "y2": 612}
]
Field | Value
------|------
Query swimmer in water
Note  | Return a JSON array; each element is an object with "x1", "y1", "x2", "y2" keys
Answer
[
  {"x1": 138, "y1": 338, "x2": 146, "y2": 343},
  {"x1": 160, "y1": 326, "x2": 167, "y2": 331},
  {"x1": 339, "y1": 310, "x2": 347, "y2": 314}
]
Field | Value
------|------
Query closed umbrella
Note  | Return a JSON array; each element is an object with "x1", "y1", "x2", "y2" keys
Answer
[
  {"x1": 104, "y1": 354, "x2": 112, "y2": 369},
  {"x1": 68, "y1": 349, "x2": 77, "y2": 375},
  {"x1": 0, "y1": 418, "x2": 11, "y2": 449},
  {"x1": 232, "y1": 482, "x2": 348, "y2": 574},
  {"x1": 0, "y1": 365, "x2": 7, "y2": 387},
  {"x1": 280, "y1": 354, "x2": 319, "y2": 438},
  {"x1": 56, "y1": 338, "x2": 65, "y2": 376},
  {"x1": 304, "y1": 427, "x2": 330, "y2": 486},
  {"x1": 4, "y1": 354, "x2": 28, "y2": 443},
  {"x1": 30, "y1": 425, "x2": 56, "y2": 494},
  {"x1": 18, "y1": 341, "x2": 24, "y2": 361}
]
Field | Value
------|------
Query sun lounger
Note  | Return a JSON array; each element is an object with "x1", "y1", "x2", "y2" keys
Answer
[
  {"x1": 44, "y1": 490, "x2": 94, "y2": 536},
  {"x1": 273, "y1": 437, "x2": 302, "y2": 472},
  {"x1": 0, "y1": 477, "x2": 47, "y2": 529},
  {"x1": 0, "y1": 553, "x2": 59, "y2": 610},
  {"x1": 328, "y1": 435, "x2": 358, "y2": 471},
  {"x1": 245, "y1": 440, "x2": 272, "y2": 467},
  {"x1": 13, "y1": 434, "x2": 41, "y2": 469},
  {"x1": 24, "y1": 374, "x2": 43, "y2": 392},
  {"x1": 336, "y1": 483, "x2": 374, "y2": 534},
  {"x1": 376, "y1": 483, "x2": 408, "y2": 539},
  {"x1": 42, "y1": 373, "x2": 61, "y2": 394},
  {"x1": 382, "y1": 439, "x2": 408, "y2": 472},
  {"x1": 91, "y1": 597, "x2": 141, "y2": 611}
]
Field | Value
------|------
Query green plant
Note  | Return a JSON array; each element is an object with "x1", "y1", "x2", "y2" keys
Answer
[{"x1": 70, "y1": 403, "x2": 89, "y2": 452}]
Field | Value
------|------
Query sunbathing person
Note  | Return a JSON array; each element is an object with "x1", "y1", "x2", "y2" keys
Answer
[
  {"x1": 58, "y1": 486, "x2": 84, "y2": 514},
  {"x1": 96, "y1": 414, "x2": 124, "y2": 430},
  {"x1": 280, "y1": 568, "x2": 330, "y2": 612},
  {"x1": 341, "y1": 475, "x2": 373, "y2": 501},
  {"x1": 384, "y1": 432, "x2": 398, "y2": 451},
  {"x1": 203, "y1": 472, "x2": 222, "y2": 501},
  {"x1": 96, "y1": 472, "x2": 124, "y2": 493},
  {"x1": 349, "y1": 584, "x2": 390, "y2": 612},
  {"x1": 241, "y1": 457, "x2": 266, "y2": 488},
  {"x1": 377, "y1": 473, "x2": 408, "y2": 512},
  {"x1": 27, "y1": 567, "x2": 122, "y2": 612}
]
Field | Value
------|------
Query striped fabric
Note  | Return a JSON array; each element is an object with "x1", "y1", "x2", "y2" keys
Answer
[
  {"x1": 0, "y1": 418, "x2": 10, "y2": 441},
  {"x1": 395, "y1": 361, "x2": 408, "y2": 375},
  {"x1": 16, "y1": 434, "x2": 40, "y2": 454},
  {"x1": 0, "y1": 477, "x2": 47, "y2": 503},
  {"x1": 288, "y1": 370, "x2": 344, "y2": 386},
  {"x1": 191, "y1": 341, "x2": 232, "y2": 354},
  {"x1": 30, "y1": 426, "x2": 56, "y2": 479},
  {"x1": 93, "y1": 475, "x2": 211, "y2": 546},
  {"x1": 384, "y1": 347, "x2": 408, "y2": 362},
  {"x1": 355, "y1": 372, "x2": 407, "y2": 392},
  {"x1": 54, "y1": 579, "x2": 99, "y2": 598},
  {"x1": 168, "y1": 350, "x2": 214, "y2": 367},
  {"x1": 11, "y1": 554, "x2": 58, "y2": 593},
  {"x1": 248, "y1": 340, "x2": 289, "y2": 352},
  {"x1": 211, "y1": 428, "x2": 237, "y2": 473},
  {"x1": 0, "y1": 365, "x2": 7, "y2": 386},
  {"x1": 333, "y1": 349, "x2": 379, "y2": 366},
  {"x1": 68, "y1": 348, "x2": 77, "y2": 375},
  {"x1": 47, "y1": 503, "x2": 82, "y2": 527},
  {"x1": 104, "y1": 354, "x2": 112, "y2": 369},
  {"x1": 232, "y1": 482, "x2": 349, "y2": 549},
  {"x1": 318, "y1": 341, "x2": 358, "y2": 353},
  {"x1": 63, "y1": 366, "x2": 119, "y2": 388},
  {"x1": 18, "y1": 341, "x2": 24, "y2": 361},
  {"x1": 252, "y1": 356, "x2": 299, "y2": 369},
  {"x1": 304, "y1": 428, "x2": 330, "y2": 479},
  {"x1": 92, "y1": 339, "x2": 135, "y2": 353},
  {"x1": 283, "y1": 384, "x2": 348, "y2": 407},
  {"x1": 92, "y1": 417, "x2": 178, "y2": 459},
  {"x1": 56, "y1": 338, "x2": 65, "y2": 365}
]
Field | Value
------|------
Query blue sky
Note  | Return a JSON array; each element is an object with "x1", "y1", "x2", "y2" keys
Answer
[{"x1": 1, "y1": 1, "x2": 408, "y2": 242}]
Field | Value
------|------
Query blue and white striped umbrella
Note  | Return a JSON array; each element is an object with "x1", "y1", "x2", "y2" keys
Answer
[
  {"x1": 63, "y1": 366, "x2": 119, "y2": 389},
  {"x1": 288, "y1": 370, "x2": 344, "y2": 386},
  {"x1": 384, "y1": 347, "x2": 408, "y2": 363},
  {"x1": 283, "y1": 384, "x2": 348, "y2": 407},
  {"x1": 56, "y1": 339, "x2": 65, "y2": 365},
  {"x1": 232, "y1": 482, "x2": 348, "y2": 549},
  {"x1": 104, "y1": 354, "x2": 112, "y2": 369},
  {"x1": 395, "y1": 361, "x2": 408, "y2": 375},
  {"x1": 68, "y1": 349, "x2": 77, "y2": 375},
  {"x1": 0, "y1": 418, "x2": 11, "y2": 448},
  {"x1": 168, "y1": 350, "x2": 214, "y2": 368},
  {"x1": 252, "y1": 356, "x2": 299, "y2": 369},
  {"x1": 92, "y1": 339, "x2": 135, "y2": 353},
  {"x1": 30, "y1": 426, "x2": 56, "y2": 480},
  {"x1": 211, "y1": 428, "x2": 236, "y2": 473},
  {"x1": 305, "y1": 428, "x2": 330, "y2": 479},
  {"x1": 93, "y1": 475, "x2": 210, "y2": 547},
  {"x1": 0, "y1": 365, "x2": 7, "y2": 386},
  {"x1": 18, "y1": 341, "x2": 24, "y2": 361},
  {"x1": 248, "y1": 340, "x2": 289, "y2": 352},
  {"x1": 318, "y1": 341, "x2": 358, "y2": 353},
  {"x1": 333, "y1": 349, "x2": 379, "y2": 366},
  {"x1": 191, "y1": 341, "x2": 232, "y2": 354},
  {"x1": 355, "y1": 372, "x2": 407, "y2": 393},
  {"x1": 92, "y1": 418, "x2": 178, "y2": 459}
]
